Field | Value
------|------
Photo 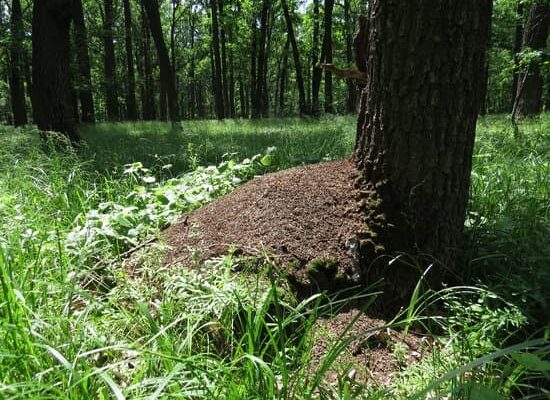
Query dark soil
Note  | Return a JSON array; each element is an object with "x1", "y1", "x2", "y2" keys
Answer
[
  {"x1": 160, "y1": 158, "x2": 430, "y2": 389},
  {"x1": 309, "y1": 309, "x2": 430, "y2": 388},
  {"x1": 163, "y1": 158, "x2": 368, "y2": 290}
]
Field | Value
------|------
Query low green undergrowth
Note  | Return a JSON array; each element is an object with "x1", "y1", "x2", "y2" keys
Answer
[{"x1": 0, "y1": 115, "x2": 548, "y2": 399}]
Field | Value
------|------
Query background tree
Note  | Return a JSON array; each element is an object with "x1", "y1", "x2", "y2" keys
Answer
[
  {"x1": 73, "y1": 0, "x2": 95, "y2": 123},
  {"x1": 32, "y1": 0, "x2": 80, "y2": 141},
  {"x1": 9, "y1": 0, "x2": 26, "y2": 126},
  {"x1": 512, "y1": 1, "x2": 550, "y2": 117},
  {"x1": 123, "y1": 0, "x2": 137, "y2": 120},
  {"x1": 210, "y1": 0, "x2": 224, "y2": 119},
  {"x1": 102, "y1": 0, "x2": 119, "y2": 120},
  {"x1": 281, "y1": 0, "x2": 307, "y2": 115},
  {"x1": 354, "y1": 0, "x2": 492, "y2": 300},
  {"x1": 322, "y1": 0, "x2": 333, "y2": 114},
  {"x1": 143, "y1": 0, "x2": 179, "y2": 122}
]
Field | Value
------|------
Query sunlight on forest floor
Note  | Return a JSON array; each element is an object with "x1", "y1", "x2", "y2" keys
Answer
[{"x1": 0, "y1": 115, "x2": 548, "y2": 399}]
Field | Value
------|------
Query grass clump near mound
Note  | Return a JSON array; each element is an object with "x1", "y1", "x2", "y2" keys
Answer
[{"x1": 0, "y1": 115, "x2": 548, "y2": 399}]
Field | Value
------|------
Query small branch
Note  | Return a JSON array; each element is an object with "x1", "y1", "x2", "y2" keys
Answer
[{"x1": 317, "y1": 63, "x2": 367, "y2": 84}]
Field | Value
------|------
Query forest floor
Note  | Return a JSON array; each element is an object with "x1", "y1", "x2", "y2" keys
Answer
[{"x1": 0, "y1": 115, "x2": 548, "y2": 399}]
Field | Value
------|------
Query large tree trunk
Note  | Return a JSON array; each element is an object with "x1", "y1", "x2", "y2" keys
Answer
[
  {"x1": 73, "y1": 0, "x2": 95, "y2": 123},
  {"x1": 9, "y1": 0, "x2": 27, "y2": 126},
  {"x1": 355, "y1": 0, "x2": 492, "y2": 301},
  {"x1": 322, "y1": 0, "x2": 334, "y2": 114},
  {"x1": 210, "y1": 0, "x2": 224, "y2": 119},
  {"x1": 281, "y1": 0, "x2": 307, "y2": 116},
  {"x1": 103, "y1": 0, "x2": 119, "y2": 121},
  {"x1": 143, "y1": 0, "x2": 179, "y2": 122},
  {"x1": 32, "y1": 0, "x2": 80, "y2": 141},
  {"x1": 123, "y1": 0, "x2": 137, "y2": 120},
  {"x1": 513, "y1": 2, "x2": 550, "y2": 117}
]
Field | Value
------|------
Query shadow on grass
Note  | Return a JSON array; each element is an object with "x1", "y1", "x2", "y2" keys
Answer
[{"x1": 80, "y1": 117, "x2": 356, "y2": 175}]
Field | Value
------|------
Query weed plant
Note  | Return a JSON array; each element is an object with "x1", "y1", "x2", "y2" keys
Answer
[{"x1": 0, "y1": 116, "x2": 548, "y2": 399}]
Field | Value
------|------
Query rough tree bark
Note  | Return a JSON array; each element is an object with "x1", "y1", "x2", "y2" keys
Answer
[
  {"x1": 9, "y1": 0, "x2": 27, "y2": 126},
  {"x1": 143, "y1": 0, "x2": 179, "y2": 122},
  {"x1": 123, "y1": 0, "x2": 137, "y2": 120},
  {"x1": 354, "y1": 0, "x2": 492, "y2": 301},
  {"x1": 32, "y1": 0, "x2": 80, "y2": 141},
  {"x1": 513, "y1": 2, "x2": 550, "y2": 117},
  {"x1": 73, "y1": 0, "x2": 95, "y2": 123},
  {"x1": 281, "y1": 0, "x2": 308, "y2": 115}
]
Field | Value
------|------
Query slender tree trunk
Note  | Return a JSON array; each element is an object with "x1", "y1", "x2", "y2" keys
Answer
[
  {"x1": 32, "y1": 0, "x2": 80, "y2": 141},
  {"x1": 281, "y1": 0, "x2": 307, "y2": 115},
  {"x1": 239, "y1": 78, "x2": 246, "y2": 117},
  {"x1": 255, "y1": 0, "x2": 270, "y2": 117},
  {"x1": 311, "y1": 0, "x2": 321, "y2": 115},
  {"x1": 219, "y1": 0, "x2": 230, "y2": 118},
  {"x1": 188, "y1": 7, "x2": 196, "y2": 119},
  {"x1": 344, "y1": 0, "x2": 357, "y2": 113},
  {"x1": 210, "y1": 0, "x2": 224, "y2": 119},
  {"x1": 229, "y1": 49, "x2": 235, "y2": 117},
  {"x1": 513, "y1": 2, "x2": 550, "y2": 117},
  {"x1": 73, "y1": 0, "x2": 95, "y2": 123},
  {"x1": 355, "y1": 1, "x2": 492, "y2": 301},
  {"x1": 250, "y1": 25, "x2": 258, "y2": 118},
  {"x1": 143, "y1": 0, "x2": 179, "y2": 122},
  {"x1": 278, "y1": 37, "x2": 290, "y2": 115},
  {"x1": 103, "y1": 0, "x2": 119, "y2": 120},
  {"x1": 24, "y1": 61, "x2": 34, "y2": 119},
  {"x1": 170, "y1": 1, "x2": 178, "y2": 111},
  {"x1": 140, "y1": 3, "x2": 156, "y2": 120},
  {"x1": 123, "y1": 0, "x2": 137, "y2": 120},
  {"x1": 9, "y1": 0, "x2": 27, "y2": 126},
  {"x1": 322, "y1": 0, "x2": 334, "y2": 114},
  {"x1": 511, "y1": 3, "x2": 525, "y2": 112}
]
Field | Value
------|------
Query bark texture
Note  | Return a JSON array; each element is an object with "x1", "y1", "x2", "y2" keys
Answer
[
  {"x1": 355, "y1": 1, "x2": 492, "y2": 298},
  {"x1": 513, "y1": 2, "x2": 550, "y2": 117},
  {"x1": 32, "y1": 0, "x2": 80, "y2": 141}
]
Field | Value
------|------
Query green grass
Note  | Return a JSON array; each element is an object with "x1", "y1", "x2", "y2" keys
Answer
[{"x1": 0, "y1": 116, "x2": 548, "y2": 399}]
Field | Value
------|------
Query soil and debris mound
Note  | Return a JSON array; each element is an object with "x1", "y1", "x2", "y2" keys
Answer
[{"x1": 163, "y1": 158, "x2": 367, "y2": 288}]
